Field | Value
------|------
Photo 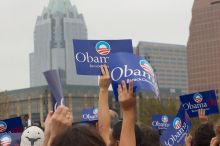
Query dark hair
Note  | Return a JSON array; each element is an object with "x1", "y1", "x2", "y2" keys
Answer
[
  {"x1": 141, "y1": 126, "x2": 161, "y2": 146},
  {"x1": 112, "y1": 121, "x2": 143, "y2": 146},
  {"x1": 51, "y1": 125, "x2": 106, "y2": 146},
  {"x1": 193, "y1": 123, "x2": 215, "y2": 146}
]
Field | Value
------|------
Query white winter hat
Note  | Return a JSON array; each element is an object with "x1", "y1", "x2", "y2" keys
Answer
[{"x1": 20, "y1": 126, "x2": 44, "y2": 146}]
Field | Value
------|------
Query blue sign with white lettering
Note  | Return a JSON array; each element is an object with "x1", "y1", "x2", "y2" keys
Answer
[
  {"x1": 81, "y1": 108, "x2": 98, "y2": 122},
  {"x1": 180, "y1": 90, "x2": 219, "y2": 117},
  {"x1": 73, "y1": 39, "x2": 133, "y2": 75},
  {"x1": 160, "y1": 106, "x2": 191, "y2": 146},
  {"x1": 109, "y1": 52, "x2": 159, "y2": 100},
  {"x1": 152, "y1": 115, "x2": 175, "y2": 130},
  {"x1": 0, "y1": 117, "x2": 23, "y2": 134},
  {"x1": 44, "y1": 70, "x2": 64, "y2": 110},
  {"x1": 0, "y1": 133, "x2": 22, "y2": 146}
]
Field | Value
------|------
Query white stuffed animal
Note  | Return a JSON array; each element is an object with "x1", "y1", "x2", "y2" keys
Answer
[{"x1": 20, "y1": 126, "x2": 44, "y2": 146}]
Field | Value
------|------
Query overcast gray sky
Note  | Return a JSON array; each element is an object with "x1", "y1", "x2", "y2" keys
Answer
[{"x1": 0, "y1": 0, "x2": 194, "y2": 91}]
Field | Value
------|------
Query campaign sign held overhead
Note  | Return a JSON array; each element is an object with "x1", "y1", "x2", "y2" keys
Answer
[
  {"x1": 0, "y1": 117, "x2": 23, "y2": 133},
  {"x1": 180, "y1": 90, "x2": 219, "y2": 118},
  {"x1": 160, "y1": 106, "x2": 191, "y2": 146},
  {"x1": 109, "y1": 52, "x2": 159, "y2": 100},
  {"x1": 152, "y1": 115, "x2": 175, "y2": 130},
  {"x1": 73, "y1": 39, "x2": 133, "y2": 75},
  {"x1": 44, "y1": 70, "x2": 64, "y2": 110},
  {"x1": 81, "y1": 108, "x2": 98, "y2": 122}
]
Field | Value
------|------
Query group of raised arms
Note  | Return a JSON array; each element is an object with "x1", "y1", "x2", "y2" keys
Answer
[{"x1": 18, "y1": 65, "x2": 220, "y2": 146}]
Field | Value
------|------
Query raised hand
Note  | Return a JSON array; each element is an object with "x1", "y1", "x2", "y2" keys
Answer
[
  {"x1": 210, "y1": 137, "x2": 220, "y2": 146},
  {"x1": 98, "y1": 65, "x2": 111, "y2": 145},
  {"x1": 118, "y1": 80, "x2": 136, "y2": 146},
  {"x1": 198, "y1": 109, "x2": 208, "y2": 124},
  {"x1": 118, "y1": 80, "x2": 135, "y2": 112},
  {"x1": 99, "y1": 65, "x2": 111, "y2": 90},
  {"x1": 185, "y1": 134, "x2": 192, "y2": 146},
  {"x1": 43, "y1": 106, "x2": 73, "y2": 146}
]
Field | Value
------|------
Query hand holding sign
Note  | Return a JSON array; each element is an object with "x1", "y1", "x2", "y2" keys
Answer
[
  {"x1": 44, "y1": 106, "x2": 73, "y2": 146},
  {"x1": 180, "y1": 90, "x2": 219, "y2": 118}
]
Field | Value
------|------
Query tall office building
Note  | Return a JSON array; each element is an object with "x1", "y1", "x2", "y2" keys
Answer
[
  {"x1": 187, "y1": 0, "x2": 220, "y2": 94},
  {"x1": 30, "y1": 0, "x2": 97, "y2": 87},
  {"x1": 137, "y1": 42, "x2": 188, "y2": 94}
]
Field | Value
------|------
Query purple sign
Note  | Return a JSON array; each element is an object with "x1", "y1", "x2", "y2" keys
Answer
[
  {"x1": 109, "y1": 52, "x2": 159, "y2": 100},
  {"x1": 160, "y1": 106, "x2": 191, "y2": 146},
  {"x1": 44, "y1": 70, "x2": 64, "y2": 110}
]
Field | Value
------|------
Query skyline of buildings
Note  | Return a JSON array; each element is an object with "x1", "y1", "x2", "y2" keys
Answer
[
  {"x1": 30, "y1": 0, "x2": 97, "y2": 87},
  {"x1": 13, "y1": 0, "x2": 189, "y2": 95},
  {"x1": 137, "y1": 42, "x2": 188, "y2": 95},
  {"x1": 4, "y1": 0, "x2": 220, "y2": 124},
  {"x1": 187, "y1": 0, "x2": 220, "y2": 96}
]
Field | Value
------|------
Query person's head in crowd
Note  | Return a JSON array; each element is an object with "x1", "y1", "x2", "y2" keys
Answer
[
  {"x1": 109, "y1": 109, "x2": 119, "y2": 127},
  {"x1": 140, "y1": 126, "x2": 161, "y2": 146},
  {"x1": 20, "y1": 126, "x2": 44, "y2": 146},
  {"x1": 111, "y1": 121, "x2": 142, "y2": 146},
  {"x1": 193, "y1": 123, "x2": 215, "y2": 146},
  {"x1": 23, "y1": 114, "x2": 29, "y2": 121},
  {"x1": 51, "y1": 124, "x2": 106, "y2": 146},
  {"x1": 32, "y1": 121, "x2": 42, "y2": 129}
]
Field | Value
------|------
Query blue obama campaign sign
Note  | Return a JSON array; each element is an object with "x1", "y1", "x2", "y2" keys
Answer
[
  {"x1": 73, "y1": 39, "x2": 133, "y2": 75},
  {"x1": 81, "y1": 108, "x2": 98, "y2": 122},
  {"x1": 109, "y1": 52, "x2": 159, "y2": 100},
  {"x1": 44, "y1": 70, "x2": 65, "y2": 110},
  {"x1": 180, "y1": 90, "x2": 219, "y2": 118},
  {"x1": 0, "y1": 117, "x2": 23, "y2": 134},
  {"x1": 152, "y1": 115, "x2": 175, "y2": 130},
  {"x1": 160, "y1": 106, "x2": 191, "y2": 146},
  {"x1": 0, "y1": 133, "x2": 22, "y2": 146}
]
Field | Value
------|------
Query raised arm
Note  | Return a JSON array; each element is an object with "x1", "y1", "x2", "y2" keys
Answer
[
  {"x1": 43, "y1": 106, "x2": 73, "y2": 146},
  {"x1": 118, "y1": 80, "x2": 136, "y2": 146},
  {"x1": 185, "y1": 134, "x2": 192, "y2": 146},
  {"x1": 98, "y1": 65, "x2": 111, "y2": 145}
]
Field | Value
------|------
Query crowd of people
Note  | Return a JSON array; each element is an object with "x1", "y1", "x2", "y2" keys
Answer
[{"x1": 16, "y1": 65, "x2": 220, "y2": 146}]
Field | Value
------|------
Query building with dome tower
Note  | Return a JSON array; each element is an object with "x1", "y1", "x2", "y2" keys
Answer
[{"x1": 30, "y1": 0, "x2": 97, "y2": 87}]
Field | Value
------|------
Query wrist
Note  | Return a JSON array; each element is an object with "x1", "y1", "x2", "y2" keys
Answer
[
  {"x1": 100, "y1": 88, "x2": 108, "y2": 92},
  {"x1": 122, "y1": 109, "x2": 135, "y2": 119}
]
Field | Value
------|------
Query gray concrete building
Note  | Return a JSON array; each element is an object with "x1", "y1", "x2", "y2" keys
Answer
[
  {"x1": 137, "y1": 42, "x2": 188, "y2": 95},
  {"x1": 30, "y1": 0, "x2": 97, "y2": 87}
]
